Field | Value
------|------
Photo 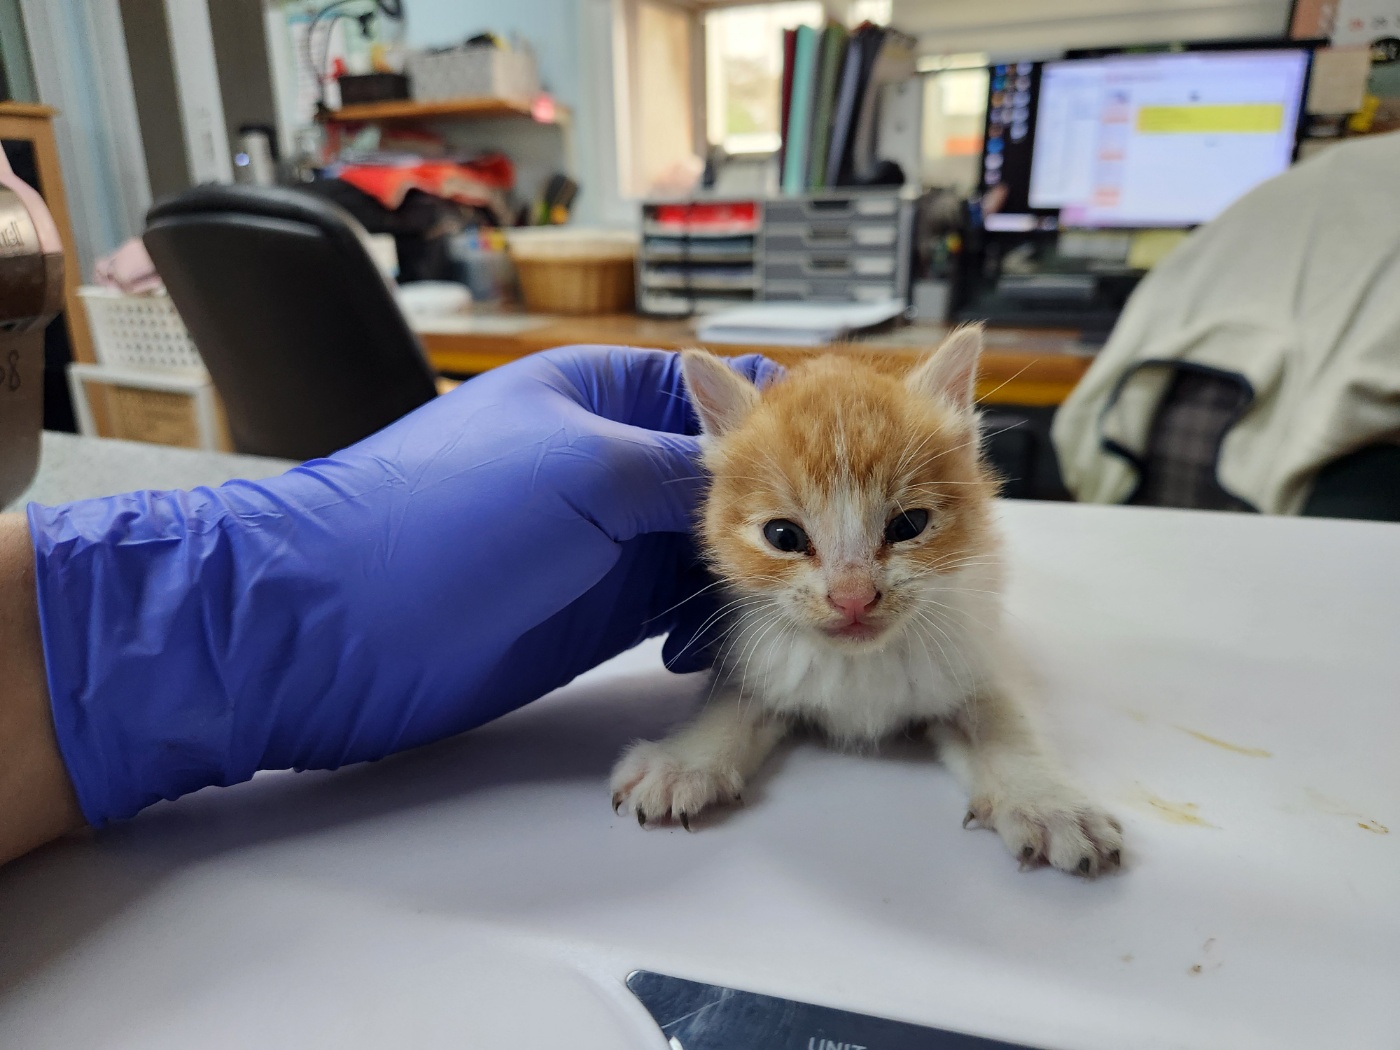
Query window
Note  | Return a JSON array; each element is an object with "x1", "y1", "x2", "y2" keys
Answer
[
  {"x1": 610, "y1": 0, "x2": 912, "y2": 200},
  {"x1": 919, "y1": 57, "x2": 989, "y2": 192},
  {"x1": 703, "y1": 1, "x2": 822, "y2": 155},
  {"x1": 625, "y1": 0, "x2": 702, "y2": 195},
  {"x1": 847, "y1": 0, "x2": 892, "y2": 27}
]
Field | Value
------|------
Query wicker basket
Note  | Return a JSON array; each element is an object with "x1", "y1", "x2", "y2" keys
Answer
[
  {"x1": 507, "y1": 229, "x2": 637, "y2": 315},
  {"x1": 79, "y1": 287, "x2": 204, "y2": 371},
  {"x1": 68, "y1": 363, "x2": 230, "y2": 451}
]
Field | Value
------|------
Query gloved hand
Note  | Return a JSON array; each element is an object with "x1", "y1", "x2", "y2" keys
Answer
[{"x1": 28, "y1": 346, "x2": 779, "y2": 826}]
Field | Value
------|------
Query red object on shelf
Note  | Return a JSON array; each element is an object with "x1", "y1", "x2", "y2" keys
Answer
[
  {"x1": 649, "y1": 201, "x2": 759, "y2": 234},
  {"x1": 335, "y1": 155, "x2": 516, "y2": 210}
]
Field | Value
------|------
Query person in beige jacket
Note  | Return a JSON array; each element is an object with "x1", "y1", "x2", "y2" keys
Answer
[{"x1": 1052, "y1": 131, "x2": 1400, "y2": 515}]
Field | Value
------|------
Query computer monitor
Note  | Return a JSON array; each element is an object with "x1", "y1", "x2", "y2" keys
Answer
[
  {"x1": 980, "y1": 47, "x2": 1311, "y2": 231},
  {"x1": 980, "y1": 61, "x2": 1046, "y2": 231}
]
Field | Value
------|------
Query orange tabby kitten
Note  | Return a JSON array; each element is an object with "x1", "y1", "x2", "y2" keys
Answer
[{"x1": 610, "y1": 326, "x2": 1122, "y2": 876}]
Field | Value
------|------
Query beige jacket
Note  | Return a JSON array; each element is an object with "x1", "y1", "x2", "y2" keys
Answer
[{"x1": 1052, "y1": 132, "x2": 1400, "y2": 514}]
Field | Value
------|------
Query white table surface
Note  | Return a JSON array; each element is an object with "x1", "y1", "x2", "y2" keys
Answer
[
  {"x1": 1, "y1": 464, "x2": 1397, "y2": 1048},
  {"x1": 3, "y1": 431, "x2": 294, "y2": 512}
]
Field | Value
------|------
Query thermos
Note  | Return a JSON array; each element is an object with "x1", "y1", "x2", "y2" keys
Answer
[
  {"x1": 233, "y1": 124, "x2": 278, "y2": 187},
  {"x1": 0, "y1": 146, "x2": 63, "y2": 506}
]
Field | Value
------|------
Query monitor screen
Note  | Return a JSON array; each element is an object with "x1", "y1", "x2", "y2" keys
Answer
[{"x1": 1027, "y1": 49, "x2": 1310, "y2": 228}]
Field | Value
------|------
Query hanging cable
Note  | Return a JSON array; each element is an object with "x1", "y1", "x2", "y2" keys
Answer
[{"x1": 301, "y1": 0, "x2": 405, "y2": 114}]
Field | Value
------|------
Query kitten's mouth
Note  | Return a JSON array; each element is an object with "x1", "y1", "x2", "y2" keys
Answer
[{"x1": 822, "y1": 619, "x2": 887, "y2": 642}]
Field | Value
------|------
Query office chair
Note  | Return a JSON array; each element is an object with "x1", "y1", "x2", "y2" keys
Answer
[
  {"x1": 1126, "y1": 368, "x2": 1253, "y2": 512},
  {"x1": 144, "y1": 184, "x2": 438, "y2": 461},
  {"x1": 1125, "y1": 368, "x2": 1400, "y2": 521}
]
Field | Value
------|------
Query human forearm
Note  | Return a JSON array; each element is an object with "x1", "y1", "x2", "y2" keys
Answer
[
  {"x1": 1, "y1": 347, "x2": 777, "y2": 855},
  {"x1": 0, "y1": 513, "x2": 82, "y2": 867}
]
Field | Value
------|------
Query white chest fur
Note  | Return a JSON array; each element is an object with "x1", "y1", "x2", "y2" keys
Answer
[{"x1": 716, "y1": 568, "x2": 1001, "y2": 745}]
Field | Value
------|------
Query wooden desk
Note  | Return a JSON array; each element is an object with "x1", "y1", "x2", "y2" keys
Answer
[{"x1": 416, "y1": 314, "x2": 1096, "y2": 407}]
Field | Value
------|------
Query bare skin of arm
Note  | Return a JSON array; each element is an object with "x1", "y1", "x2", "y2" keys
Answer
[{"x1": 0, "y1": 513, "x2": 83, "y2": 867}]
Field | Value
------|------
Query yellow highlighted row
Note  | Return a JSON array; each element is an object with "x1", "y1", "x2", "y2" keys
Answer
[{"x1": 1136, "y1": 103, "x2": 1284, "y2": 134}]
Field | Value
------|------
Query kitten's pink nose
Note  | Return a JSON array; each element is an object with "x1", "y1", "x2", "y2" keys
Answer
[{"x1": 827, "y1": 585, "x2": 880, "y2": 620}]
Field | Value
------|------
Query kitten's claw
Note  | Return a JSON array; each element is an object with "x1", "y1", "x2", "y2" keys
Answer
[
  {"x1": 612, "y1": 793, "x2": 623, "y2": 815},
  {"x1": 609, "y1": 739, "x2": 744, "y2": 830},
  {"x1": 962, "y1": 810, "x2": 977, "y2": 829},
  {"x1": 965, "y1": 784, "x2": 1123, "y2": 877}
]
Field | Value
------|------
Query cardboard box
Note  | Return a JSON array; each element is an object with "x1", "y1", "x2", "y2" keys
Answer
[{"x1": 68, "y1": 363, "x2": 232, "y2": 451}]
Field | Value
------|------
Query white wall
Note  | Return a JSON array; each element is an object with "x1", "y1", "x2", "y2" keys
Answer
[
  {"x1": 164, "y1": 0, "x2": 232, "y2": 185},
  {"x1": 892, "y1": 0, "x2": 1294, "y2": 60},
  {"x1": 404, "y1": 0, "x2": 1298, "y2": 223},
  {"x1": 405, "y1": 0, "x2": 621, "y2": 225}
]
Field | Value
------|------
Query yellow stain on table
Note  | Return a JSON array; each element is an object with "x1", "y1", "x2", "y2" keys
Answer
[
  {"x1": 1137, "y1": 103, "x2": 1283, "y2": 134},
  {"x1": 1142, "y1": 793, "x2": 1219, "y2": 829},
  {"x1": 1174, "y1": 726, "x2": 1272, "y2": 758},
  {"x1": 1303, "y1": 789, "x2": 1390, "y2": 834}
]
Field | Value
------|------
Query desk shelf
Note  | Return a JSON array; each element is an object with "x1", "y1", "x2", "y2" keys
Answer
[{"x1": 320, "y1": 97, "x2": 566, "y2": 124}]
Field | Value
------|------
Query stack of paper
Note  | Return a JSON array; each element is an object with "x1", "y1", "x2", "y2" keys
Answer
[{"x1": 697, "y1": 300, "x2": 906, "y2": 346}]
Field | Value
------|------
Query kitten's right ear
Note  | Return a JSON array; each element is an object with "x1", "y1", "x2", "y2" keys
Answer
[
  {"x1": 906, "y1": 323, "x2": 983, "y2": 412},
  {"x1": 681, "y1": 349, "x2": 760, "y2": 435}
]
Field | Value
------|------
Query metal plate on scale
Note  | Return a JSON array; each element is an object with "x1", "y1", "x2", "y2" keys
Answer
[{"x1": 626, "y1": 971, "x2": 1040, "y2": 1050}]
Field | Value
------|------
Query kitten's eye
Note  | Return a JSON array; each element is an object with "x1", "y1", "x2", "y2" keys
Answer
[
  {"x1": 762, "y1": 518, "x2": 810, "y2": 554},
  {"x1": 884, "y1": 509, "x2": 931, "y2": 544}
]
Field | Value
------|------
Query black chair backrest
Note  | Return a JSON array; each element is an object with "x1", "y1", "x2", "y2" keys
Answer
[{"x1": 144, "y1": 184, "x2": 438, "y2": 460}]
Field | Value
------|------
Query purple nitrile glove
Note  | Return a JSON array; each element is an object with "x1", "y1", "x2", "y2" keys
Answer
[{"x1": 27, "y1": 345, "x2": 780, "y2": 826}]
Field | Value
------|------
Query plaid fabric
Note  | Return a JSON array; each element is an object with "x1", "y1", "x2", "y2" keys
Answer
[{"x1": 1130, "y1": 369, "x2": 1253, "y2": 511}]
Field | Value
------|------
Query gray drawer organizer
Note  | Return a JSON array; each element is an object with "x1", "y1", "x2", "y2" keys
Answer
[
  {"x1": 637, "y1": 198, "x2": 761, "y2": 318},
  {"x1": 637, "y1": 190, "x2": 915, "y2": 316},
  {"x1": 760, "y1": 192, "x2": 913, "y2": 304}
]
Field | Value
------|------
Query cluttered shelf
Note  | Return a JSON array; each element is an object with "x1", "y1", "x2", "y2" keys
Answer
[
  {"x1": 412, "y1": 314, "x2": 1096, "y2": 407},
  {"x1": 320, "y1": 97, "x2": 565, "y2": 124}
]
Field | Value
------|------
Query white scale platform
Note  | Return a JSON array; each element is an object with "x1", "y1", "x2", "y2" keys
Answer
[{"x1": 2, "y1": 501, "x2": 1397, "y2": 1048}]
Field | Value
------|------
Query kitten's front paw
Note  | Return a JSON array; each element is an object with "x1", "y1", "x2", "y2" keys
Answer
[
  {"x1": 965, "y1": 780, "x2": 1123, "y2": 877},
  {"x1": 610, "y1": 740, "x2": 743, "y2": 830}
]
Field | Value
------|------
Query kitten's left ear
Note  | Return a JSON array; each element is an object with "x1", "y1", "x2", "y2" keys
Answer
[
  {"x1": 906, "y1": 323, "x2": 983, "y2": 411},
  {"x1": 681, "y1": 348, "x2": 760, "y2": 435}
]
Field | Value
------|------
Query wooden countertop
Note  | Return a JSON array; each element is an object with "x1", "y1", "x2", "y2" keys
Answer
[{"x1": 415, "y1": 314, "x2": 1097, "y2": 407}]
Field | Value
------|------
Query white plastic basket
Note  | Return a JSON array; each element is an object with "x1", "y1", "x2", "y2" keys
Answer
[
  {"x1": 78, "y1": 286, "x2": 205, "y2": 372},
  {"x1": 406, "y1": 46, "x2": 539, "y2": 104}
]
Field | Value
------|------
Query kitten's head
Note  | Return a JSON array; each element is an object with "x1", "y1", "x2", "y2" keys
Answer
[{"x1": 684, "y1": 327, "x2": 999, "y2": 654}]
